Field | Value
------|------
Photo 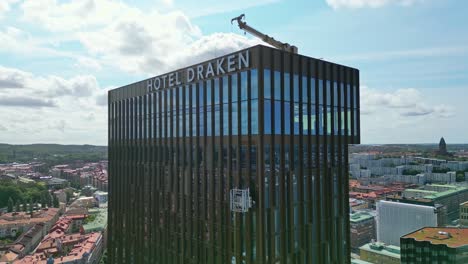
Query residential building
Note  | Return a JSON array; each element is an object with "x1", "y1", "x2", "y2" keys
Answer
[
  {"x1": 82, "y1": 208, "x2": 107, "y2": 234},
  {"x1": 350, "y1": 211, "x2": 376, "y2": 251},
  {"x1": 401, "y1": 227, "x2": 468, "y2": 264},
  {"x1": 108, "y1": 45, "x2": 360, "y2": 263},
  {"x1": 6, "y1": 223, "x2": 47, "y2": 259},
  {"x1": 14, "y1": 232, "x2": 103, "y2": 264},
  {"x1": 460, "y1": 201, "x2": 468, "y2": 226},
  {"x1": 402, "y1": 184, "x2": 468, "y2": 221},
  {"x1": 0, "y1": 208, "x2": 60, "y2": 239},
  {"x1": 359, "y1": 242, "x2": 400, "y2": 264},
  {"x1": 376, "y1": 200, "x2": 441, "y2": 246},
  {"x1": 53, "y1": 190, "x2": 67, "y2": 204},
  {"x1": 93, "y1": 191, "x2": 108, "y2": 204}
]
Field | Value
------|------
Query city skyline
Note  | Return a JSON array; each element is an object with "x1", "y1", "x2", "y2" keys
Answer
[{"x1": 0, "y1": 0, "x2": 467, "y2": 145}]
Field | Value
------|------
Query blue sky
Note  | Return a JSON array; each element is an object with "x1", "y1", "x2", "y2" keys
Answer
[{"x1": 0, "y1": 0, "x2": 466, "y2": 145}]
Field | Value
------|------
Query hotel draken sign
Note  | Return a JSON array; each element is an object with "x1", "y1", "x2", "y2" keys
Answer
[{"x1": 147, "y1": 50, "x2": 250, "y2": 93}]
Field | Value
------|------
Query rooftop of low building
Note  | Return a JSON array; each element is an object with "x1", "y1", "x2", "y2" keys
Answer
[
  {"x1": 402, "y1": 227, "x2": 468, "y2": 248},
  {"x1": 350, "y1": 212, "x2": 374, "y2": 223},
  {"x1": 82, "y1": 208, "x2": 107, "y2": 233},
  {"x1": 360, "y1": 242, "x2": 401, "y2": 259}
]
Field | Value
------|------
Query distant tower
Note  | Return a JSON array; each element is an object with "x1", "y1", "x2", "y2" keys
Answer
[{"x1": 439, "y1": 137, "x2": 448, "y2": 155}]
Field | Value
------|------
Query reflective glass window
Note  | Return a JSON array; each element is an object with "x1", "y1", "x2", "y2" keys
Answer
[
  {"x1": 319, "y1": 106, "x2": 324, "y2": 135},
  {"x1": 302, "y1": 104, "x2": 309, "y2": 134},
  {"x1": 353, "y1": 85, "x2": 357, "y2": 109},
  {"x1": 206, "y1": 108, "x2": 212, "y2": 136},
  {"x1": 333, "y1": 82, "x2": 338, "y2": 106},
  {"x1": 293, "y1": 103, "x2": 300, "y2": 135},
  {"x1": 274, "y1": 71, "x2": 281, "y2": 100},
  {"x1": 274, "y1": 101, "x2": 281, "y2": 134},
  {"x1": 301, "y1": 76, "x2": 307, "y2": 104},
  {"x1": 232, "y1": 75, "x2": 238, "y2": 102},
  {"x1": 264, "y1": 69, "x2": 271, "y2": 99},
  {"x1": 285, "y1": 102, "x2": 291, "y2": 134},
  {"x1": 347, "y1": 84, "x2": 351, "y2": 107},
  {"x1": 354, "y1": 108, "x2": 358, "y2": 136},
  {"x1": 241, "y1": 71, "x2": 248, "y2": 101},
  {"x1": 311, "y1": 103, "x2": 317, "y2": 135},
  {"x1": 241, "y1": 101, "x2": 248, "y2": 135},
  {"x1": 318, "y1": 80, "x2": 323, "y2": 105},
  {"x1": 232, "y1": 103, "x2": 238, "y2": 135},
  {"x1": 251, "y1": 70, "x2": 258, "y2": 99},
  {"x1": 215, "y1": 105, "x2": 220, "y2": 136},
  {"x1": 293, "y1": 74, "x2": 299, "y2": 102},
  {"x1": 200, "y1": 106, "x2": 205, "y2": 136},
  {"x1": 341, "y1": 108, "x2": 345, "y2": 136},
  {"x1": 334, "y1": 107, "x2": 339, "y2": 134},
  {"x1": 347, "y1": 108, "x2": 352, "y2": 136},
  {"x1": 206, "y1": 81, "x2": 211, "y2": 106},
  {"x1": 326, "y1": 80, "x2": 331, "y2": 106},
  {"x1": 222, "y1": 76, "x2": 229, "y2": 104},
  {"x1": 252, "y1": 99, "x2": 259, "y2": 134},
  {"x1": 311, "y1": 78, "x2": 316, "y2": 104},
  {"x1": 223, "y1": 103, "x2": 229, "y2": 134},
  {"x1": 264, "y1": 100, "x2": 272, "y2": 134},
  {"x1": 214, "y1": 79, "x2": 220, "y2": 105},
  {"x1": 284, "y1": 72, "x2": 290, "y2": 101}
]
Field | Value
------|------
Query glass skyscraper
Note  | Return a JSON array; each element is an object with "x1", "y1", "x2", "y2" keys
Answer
[{"x1": 108, "y1": 45, "x2": 360, "y2": 264}]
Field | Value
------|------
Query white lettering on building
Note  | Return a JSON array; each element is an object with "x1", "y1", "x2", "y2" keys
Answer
[{"x1": 147, "y1": 50, "x2": 250, "y2": 92}]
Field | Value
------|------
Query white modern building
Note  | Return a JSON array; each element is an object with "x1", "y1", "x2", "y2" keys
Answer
[{"x1": 376, "y1": 200, "x2": 439, "y2": 246}]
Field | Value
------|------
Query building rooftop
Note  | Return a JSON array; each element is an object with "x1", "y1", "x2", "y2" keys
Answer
[
  {"x1": 82, "y1": 208, "x2": 107, "y2": 233},
  {"x1": 350, "y1": 212, "x2": 374, "y2": 223},
  {"x1": 360, "y1": 242, "x2": 401, "y2": 259},
  {"x1": 404, "y1": 184, "x2": 468, "y2": 200},
  {"x1": 351, "y1": 259, "x2": 373, "y2": 264},
  {"x1": 14, "y1": 232, "x2": 102, "y2": 264},
  {"x1": 402, "y1": 227, "x2": 468, "y2": 248},
  {"x1": 0, "y1": 208, "x2": 60, "y2": 227},
  {"x1": 461, "y1": 201, "x2": 468, "y2": 207}
]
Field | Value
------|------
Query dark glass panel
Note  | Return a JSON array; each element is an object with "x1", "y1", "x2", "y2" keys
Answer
[
  {"x1": 241, "y1": 71, "x2": 248, "y2": 101},
  {"x1": 264, "y1": 100, "x2": 272, "y2": 134},
  {"x1": 222, "y1": 76, "x2": 229, "y2": 104},
  {"x1": 285, "y1": 101, "x2": 291, "y2": 135},
  {"x1": 251, "y1": 99, "x2": 259, "y2": 134},
  {"x1": 274, "y1": 71, "x2": 281, "y2": 100},
  {"x1": 241, "y1": 101, "x2": 248, "y2": 135},
  {"x1": 232, "y1": 75, "x2": 238, "y2": 102},
  {"x1": 293, "y1": 74, "x2": 299, "y2": 102},
  {"x1": 264, "y1": 69, "x2": 271, "y2": 99}
]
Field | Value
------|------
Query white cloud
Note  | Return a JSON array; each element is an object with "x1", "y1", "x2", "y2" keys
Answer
[
  {"x1": 0, "y1": 0, "x2": 19, "y2": 17},
  {"x1": 19, "y1": 0, "x2": 259, "y2": 76},
  {"x1": 361, "y1": 86, "x2": 454, "y2": 118},
  {"x1": 326, "y1": 0, "x2": 424, "y2": 9},
  {"x1": 1, "y1": 0, "x2": 261, "y2": 144},
  {"x1": 0, "y1": 65, "x2": 109, "y2": 144},
  {"x1": 21, "y1": 0, "x2": 129, "y2": 32}
]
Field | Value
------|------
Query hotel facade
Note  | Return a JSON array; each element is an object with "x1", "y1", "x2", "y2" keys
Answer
[{"x1": 108, "y1": 45, "x2": 360, "y2": 263}]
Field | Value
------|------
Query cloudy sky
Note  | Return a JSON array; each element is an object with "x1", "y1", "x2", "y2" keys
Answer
[{"x1": 0, "y1": 0, "x2": 466, "y2": 145}]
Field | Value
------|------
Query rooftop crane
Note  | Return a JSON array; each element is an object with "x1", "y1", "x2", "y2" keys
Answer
[{"x1": 231, "y1": 14, "x2": 298, "y2": 54}]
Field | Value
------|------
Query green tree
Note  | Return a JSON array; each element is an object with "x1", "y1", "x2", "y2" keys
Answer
[
  {"x1": 53, "y1": 194, "x2": 59, "y2": 208},
  {"x1": 28, "y1": 198, "x2": 33, "y2": 214},
  {"x1": 66, "y1": 190, "x2": 72, "y2": 204},
  {"x1": 7, "y1": 197, "x2": 14, "y2": 212},
  {"x1": 47, "y1": 193, "x2": 52, "y2": 207},
  {"x1": 21, "y1": 199, "x2": 27, "y2": 212},
  {"x1": 41, "y1": 194, "x2": 47, "y2": 208},
  {"x1": 15, "y1": 199, "x2": 20, "y2": 212}
]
